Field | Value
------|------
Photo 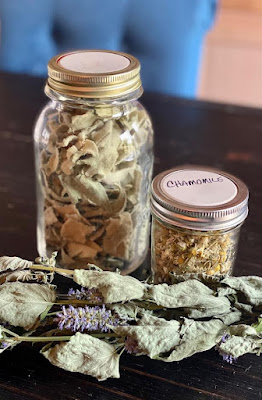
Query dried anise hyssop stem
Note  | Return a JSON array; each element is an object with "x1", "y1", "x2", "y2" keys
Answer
[
  {"x1": 39, "y1": 104, "x2": 153, "y2": 271},
  {"x1": 152, "y1": 220, "x2": 237, "y2": 283}
]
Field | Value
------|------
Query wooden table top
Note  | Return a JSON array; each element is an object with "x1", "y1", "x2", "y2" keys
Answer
[{"x1": 0, "y1": 72, "x2": 261, "y2": 400}]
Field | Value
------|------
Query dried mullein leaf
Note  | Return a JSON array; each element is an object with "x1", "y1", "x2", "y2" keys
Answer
[
  {"x1": 71, "y1": 112, "x2": 97, "y2": 131},
  {"x1": 114, "y1": 315, "x2": 180, "y2": 358},
  {"x1": 221, "y1": 276, "x2": 262, "y2": 306},
  {"x1": 67, "y1": 242, "x2": 99, "y2": 259},
  {"x1": 220, "y1": 325, "x2": 262, "y2": 359},
  {"x1": 91, "y1": 120, "x2": 114, "y2": 145},
  {"x1": 45, "y1": 187, "x2": 71, "y2": 204},
  {"x1": 148, "y1": 280, "x2": 224, "y2": 308},
  {"x1": 89, "y1": 226, "x2": 105, "y2": 241},
  {"x1": 159, "y1": 319, "x2": 225, "y2": 362},
  {"x1": 109, "y1": 303, "x2": 139, "y2": 320},
  {"x1": 104, "y1": 185, "x2": 126, "y2": 215},
  {"x1": 60, "y1": 175, "x2": 108, "y2": 206},
  {"x1": 73, "y1": 269, "x2": 145, "y2": 303},
  {"x1": 44, "y1": 148, "x2": 59, "y2": 176},
  {"x1": 103, "y1": 213, "x2": 133, "y2": 259},
  {"x1": 58, "y1": 134, "x2": 78, "y2": 148},
  {"x1": 85, "y1": 240, "x2": 103, "y2": 252},
  {"x1": 95, "y1": 106, "x2": 122, "y2": 119},
  {"x1": 47, "y1": 118, "x2": 59, "y2": 133},
  {"x1": 53, "y1": 203, "x2": 81, "y2": 220},
  {"x1": 219, "y1": 334, "x2": 262, "y2": 359},
  {"x1": 72, "y1": 139, "x2": 99, "y2": 163},
  {"x1": 43, "y1": 173, "x2": 64, "y2": 197},
  {"x1": 0, "y1": 256, "x2": 32, "y2": 272},
  {"x1": 59, "y1": 112, "x2": 72, "y2": 125},
  {"x1": 60, "y1": 145, "x2": 78, "y2": 175},
  {"x1": 79, "y1": 120, "x2": 121, "y2": 178},
  {"x1": 61, "y1": 218, "x2": 95, "y2": 244},
  {"x1": 45, "y1": 225, "x2": 61, "y2": 247},
  {"x1": 61, "y1": 248, "x2": 75, "y2": 266},
  {"x1": 103, "y1": 165, "x2": 142, "y2": 206},
  {"x1": 0, "y1": 282, "x2": 56, "y2": 329},
  {"x1": 79, "y1": 120, "x2": 105, "y2": 138},
  {"x1": 125, "y1": 166, "x2": 142, "y2": 205},
  {"x1": 55, "y1": 123, "x2": 69, "y2": 138},
  {"x1": 47, "y1": 132, "x2": 58, "y2": 153},
  {"x1": 42, "y1": 332, "x2": 120, "y2": 381},
  {"x1": 44, "y1": 207, "x2": 58, "y2": 226},
  {"x1": 81, "y1": 206, "x2": 105, "y2": 218},
  {"x1": 116, "y1": 140, "x2": 136, "y2": 165}
]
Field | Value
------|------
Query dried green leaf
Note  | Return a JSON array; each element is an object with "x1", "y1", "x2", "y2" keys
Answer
[
  {"x1": 221, "y1": 276, "x2": 262, "y2": 306},
  {"x1": 60, "y1": 175, "x2": 108, "y2": 206},
  {"x1": 187, "y1": 296, "x2": 231, "y2": 319},
  {"x1": 214, "y1": 308, "x2": 242, "y2": 325},
  {"x1": 73, "y1": 269, "x2": 145, "y2": 303},
  {"x1": 103, "y1": 212, "x2": 133, "y2": 259},
  {"x1": 220, "y1": 325, "x2": 262, "y2": 358},
  {"x1": 148, "y1": 280, "x2": 213, "y2": 307},
  {"x1": 109, "y1": 303, "x2": 145, "y2": 320},
  {"x1": 61, "y1": 218, "x2": 95, "y2": 244},
  {"x1": 159, "y1": 319, "x2": 225, "y2": 362},
  {"x1": 71, "y1": 112, "x2": 98, "y2": 131},
  {"x1": 43, "y1": 332, "x2": 120, "y2": 381},
  {"x1": 114, "y1": 315, "x2": 180, "y2": 358},
  {"x1": 0, "y1": 256, "x2": 32, "y2": 272},
  {"x1": 0, "y1": 282, "x2": 56, "y2": 329}
]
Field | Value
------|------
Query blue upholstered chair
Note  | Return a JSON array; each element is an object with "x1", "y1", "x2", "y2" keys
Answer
[{"x1": 0, "y1": 0, "x2": 217, "y2": 97}]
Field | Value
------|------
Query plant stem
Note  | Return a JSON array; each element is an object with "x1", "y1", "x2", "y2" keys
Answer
[
  {"x1": 7, "y1": 333, "x2": 117, "y2": 343},
  {"x1": 132, "y1": 300, "x2": 164, "y2": 310},
  {"x1": 29, "y1": 264, "x2": 73, "y2": 276},
  {"x1": 55, "y1": 300, "x2": 101, "y2": 306},
  {"x1": 10, "y1": 336, "x2": 71, "y2": 342},
  {"x1": 1, "y1": 327, "x2": 20, "y2": 338}
]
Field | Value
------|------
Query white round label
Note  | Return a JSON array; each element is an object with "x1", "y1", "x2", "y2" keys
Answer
[
  {"x1": 58, "y1": 51, "x2": 130, "y2": 73},
  {"x1": 161, "y1": 169, "x2": 237, "y2": 207}
]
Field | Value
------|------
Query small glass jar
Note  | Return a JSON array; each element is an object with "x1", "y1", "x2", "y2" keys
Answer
[
  {"x1": 34, "y1": 50, "x2": 154, "y2": 273},
  {"x1": 150, "y1": 165, "x2": 249, "y2": 283}
]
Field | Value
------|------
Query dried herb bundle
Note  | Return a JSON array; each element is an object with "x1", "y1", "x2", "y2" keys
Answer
[{"x1": 0, "y1": 254, "x2": 261, "y2": 381}]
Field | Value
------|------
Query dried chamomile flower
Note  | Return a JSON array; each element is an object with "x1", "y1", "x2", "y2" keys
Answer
[{"x1": 152, "y1": 220, "x2": 236, "y2": 283}]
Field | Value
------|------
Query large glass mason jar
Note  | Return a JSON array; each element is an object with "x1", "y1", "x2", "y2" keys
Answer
[{"x1": 34, "y1": 50, "x2": 154, "y2": 273}]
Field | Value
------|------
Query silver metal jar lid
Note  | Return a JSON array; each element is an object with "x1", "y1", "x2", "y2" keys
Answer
[{"x1": 150, "y1": 165, "x2": 249, "y2": 231}]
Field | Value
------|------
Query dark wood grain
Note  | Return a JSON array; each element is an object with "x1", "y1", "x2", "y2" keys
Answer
[{"x1": 0, "y1": 72, "x2": 261, "y2": 400}]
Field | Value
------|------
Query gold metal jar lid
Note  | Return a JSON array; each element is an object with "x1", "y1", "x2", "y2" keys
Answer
[
  {"x1": 151, "y1": 165, "x2": 249, "y2": 231},
  {"x1": 45, "y1": 50, "x2": 142, "y2": 99}
]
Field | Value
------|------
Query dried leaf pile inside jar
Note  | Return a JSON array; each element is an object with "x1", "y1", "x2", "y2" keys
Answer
[
  {"x1": 150, "y1": 166, "x2": 249, "y2": 283},
  {"x1": 34, "y1": 50, "x2": 153, "y2": 273}
]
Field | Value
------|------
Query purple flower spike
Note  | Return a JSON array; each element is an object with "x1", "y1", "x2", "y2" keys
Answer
[
  {"x1": 55, "y1": 304, "x2": 128, "y2": 333},
  {"x1": 67, "y1": 287, "x2": 103, "y2": 303}
]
